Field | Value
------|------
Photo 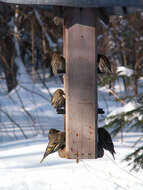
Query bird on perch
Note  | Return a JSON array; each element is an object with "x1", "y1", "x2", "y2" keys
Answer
[
  {"x1": 98, "y1": 127, "x2": 116, "y2": 159},
  {"x1": 51, "y1": 89, "x2": 65, "y2": 113},
  {"x1": 40, "y1": 128, "x2": 65, "y2": 163},
  {"x1": 51, "y1": 52, "x2": 66, "y2": 76},
  {"x1": 97, "y1": 54, "x2": 112, "y2": 74},
  {"x1": 97, "y1": 142, "x2": 104, "y2": 158},
  {"x1": 51, "y1": 89, "x2": 103, "y2": 115}
]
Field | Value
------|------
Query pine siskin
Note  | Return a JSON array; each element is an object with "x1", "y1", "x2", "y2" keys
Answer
[
  {"x1": 58, "y1": 147, "x2": 66, "y2": 158},
  {"x1": 53, "y1": 16, "x2": 64, "y2": 25},
  {"x1": 51, "y1": 89, "x2": 65, "y2": 110},
  {"x1": 98, "y1": 127, "x2": 116, "y2": 159},
  {"x1": 97, "y1": 54, "x2": 112, "y2": 74},
  {"x1": 51, "y1": 52, "x2": 65, "y2": 76},
  {"x1": 48, "y1": 128, "x2": 60, "y2": 141},
  {"x1": 40, "y1": 129, "x2": 65, "y2": 163}
]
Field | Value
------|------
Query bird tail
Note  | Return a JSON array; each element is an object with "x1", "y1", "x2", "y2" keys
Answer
[
  {"x1": 111, "y1": 148, "x2": 116, "y2": 160},
  {"x1": 112, "y1": 152, "x2": 115, "y2": 160},
  {"x1": 40, "y1": 155, "x2": 46, "y2": 163},
  {"x1": 40, "y1": 151, "x2": 50, "y2": 163}
]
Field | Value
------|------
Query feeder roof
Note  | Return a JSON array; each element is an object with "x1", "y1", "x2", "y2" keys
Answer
[{"x1": 0, "y1": 0, "x2": 143, "y2": 7}]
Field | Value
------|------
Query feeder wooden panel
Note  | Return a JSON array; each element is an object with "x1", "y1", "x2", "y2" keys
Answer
[{"x1": 64, "y1": 8, "x2": 97, "y2": 159}]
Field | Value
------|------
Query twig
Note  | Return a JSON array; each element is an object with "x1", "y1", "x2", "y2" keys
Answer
[
  {"x1": 35, "y1": 69, "x2": 52, "y2": 98},
  {"x1": 31, "y1": 14, "x2": 36, "y2": 81},
  {"x1": 19, "y1": 84, "x2": 50, "y2": 102},
  {"x1": 0, "y1": 108, "x2": 28, "y2": 139},
  {"x1": 134, "y1": 54, "x2": 143, "y2": 71},
  {"x1": 15, "y1": 88, "x2": 36, "y2": 125},
  {"x1": 34, "y1": 9, "x2": 57, "y2": 48},
  {"x1": 108, "y1": 88, "x2": 126, "y2": 105}
]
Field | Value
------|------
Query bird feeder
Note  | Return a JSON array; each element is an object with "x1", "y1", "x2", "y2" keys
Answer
[{"x1": 1, "y1": 0, "x2": 143, "y2": 160}]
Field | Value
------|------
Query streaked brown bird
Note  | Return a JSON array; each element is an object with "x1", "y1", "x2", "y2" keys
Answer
[
  {"x1": 53, "y1": 16, "x2": 64, "y2": 25},
  {"x1": 48, "y1": 128, "x2": 60, "y2": 141},
  {"x1": 40, "y1": 129, "x2": 65, "y2": 163},
  {"x1": 98, "y1": 127, "x2": 116, "y2": 159},
  {"x1": 97, "y1": 54, "x2": 112, "y2": 74},
  {"x1": 51, "y1": 89, "x2": 65, "y2": 111},
  {"x1": 51, "y1": 52, "x2": 65, "y2": 76}
]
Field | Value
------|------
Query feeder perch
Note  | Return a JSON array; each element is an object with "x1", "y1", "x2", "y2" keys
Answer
[
  {"x1": 57, "y1": 108, "x2": 65, "y2": 115},
  {"x1": 57, "y1": 69, "x2": 65, "y2": 74}
]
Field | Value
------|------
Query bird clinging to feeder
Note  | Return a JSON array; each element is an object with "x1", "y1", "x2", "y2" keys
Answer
[
  {"x1": 40, "y1": 128, "x2": 65, "y2": 163},
  {"x1": 51, "y1": 89, "x2": 103, "y2": 115},
  {"x1": 48, "y1": 128, "x2": 60, "y2": 141},
  {"x1": 97, "y1": 54, "x2": 112, "y2": 74},
  {"x1": 51, "y1": 52, "x2": 66, "y2": 76},
  {"x1": 40, "y1": 128, "x2": 115, "y2": 162},
  {"x1": 51, "y1": 89, "x2": 65, "y2": 113},
  {"x1": 53, "y1": 16, "x2": 64, "y2": 26},
  {"x1": 97, "y1": 142, "x2": 104, "y2": 158},
  {"x1": 98, "y1": 127, "x2": 116, "y2": 159}
]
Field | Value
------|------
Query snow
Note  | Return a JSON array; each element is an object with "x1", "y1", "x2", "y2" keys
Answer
[
  {"x1": 0, "y1": 134, "x2": 143, "y2": 190},
  {"x1": 0, "y1": 59, "x2": 143, "y2": 189},
  {"x1": 117, "y1": 66, "x2": 134, "y2": 77},
  {"x1": 104, "y1": 100, "x2": 143, "y2": 125},
  {"x1": 0, "y1": 57, "x2": 64, "y2": 142},
  {"x1": 107, "y1": 101, "x2": 140, "y2": 117}
]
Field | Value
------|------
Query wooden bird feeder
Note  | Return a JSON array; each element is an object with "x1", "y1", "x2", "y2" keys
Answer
[{"x1": 1, "y1": 0, "x2": 143, "y2": 160}]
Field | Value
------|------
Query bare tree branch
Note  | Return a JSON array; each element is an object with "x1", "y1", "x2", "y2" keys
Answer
[
  {"x1": 0, "y1": 108, "x2": 28, "y2": 139},
  {"x1": 108, "y1": 88, "x2": 126, "y2": 105},
  {"x1": 34, "y1": 9, "x2": 57, "y2": 49}
]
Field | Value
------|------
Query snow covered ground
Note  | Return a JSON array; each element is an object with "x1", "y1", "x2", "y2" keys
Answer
[
  {"x1": 0, "y1": 133, "x2": 143, "y2": 190},
  {"x1": 0, "y1": 61, "x2": 143, "y2": 189}
]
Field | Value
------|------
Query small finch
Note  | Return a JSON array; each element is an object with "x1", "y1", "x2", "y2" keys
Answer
[
  {"x1": 98, "y1": 127, "x2": 116, "y2": 159},
  {"x1": 51, "y1": 89, "x2": 65, "y2": 110},
  {"x1": 97, "y1": 54, "x2": 112, "y2": 74},
  {"x1": 48, "y1": 128, "x2": 60, "y2": 141},
  {"x1": 51, "y1": 52, "x2": 65, "y2": 76},
  {"x1": 40, "y1": 129, "x2": 65, "y2": 163},
  {"x1": 53, "y1": 16, "x2": 64, "y2": 25}
]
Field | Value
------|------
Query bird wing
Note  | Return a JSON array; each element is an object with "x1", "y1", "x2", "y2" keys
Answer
[
  {"x1": 40, "y1": 131, "x2": 65, "y2": 163},
  {"x1": 98, "y1": 128, "x2": 116, "y2": 159},
  {"x1": 97, "y1": 54, "x2": 112, "y2": 73}
]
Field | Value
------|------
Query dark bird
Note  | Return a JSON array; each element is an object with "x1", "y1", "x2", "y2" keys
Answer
[
  {"x1": 97, "y1": 142, "x2": 104, "y2": 158},
  {"x1": 40, "y1": 129, "x2": 65, "y2": 163},
  {"x1": 98, "y1": 127, "x2": 116, "y2": 159},
  {"x1": 98, "y1": 108, "x2": 104, "y2": 114},
  {"x1": 97, "y1": 54, "x2": 112, "y2": 74},
  {"x1": 51, "y1": 89, "x2": 65, "y2": 111},
  {"x1": 51, "y1": 52, "x2": 65, "y2": 76}
]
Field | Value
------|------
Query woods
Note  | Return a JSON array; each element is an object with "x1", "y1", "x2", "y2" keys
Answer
[{"x1": 0, "y1": 2, "x2": 143, "y2": 174}]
